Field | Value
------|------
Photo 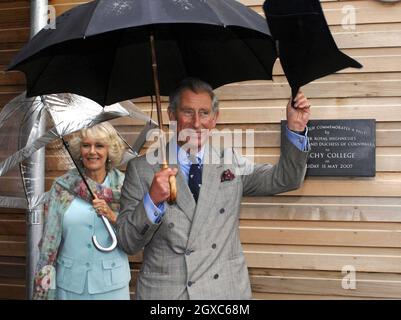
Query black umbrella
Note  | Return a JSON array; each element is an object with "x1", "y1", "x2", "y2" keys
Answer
[
  {"x1": 8, "y1": 0, "x2": 278, "y2": 203},
  {"x1": 8, "y1": 0, "x2": 277, "y2": 106},
  {"x1": 263, "y1": 0, "x2": 363, "y2": 99}
]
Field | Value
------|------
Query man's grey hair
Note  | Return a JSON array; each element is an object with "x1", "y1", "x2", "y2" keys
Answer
[{"x1": 169, "y1": 77, "x2": 219, "y2": 114}]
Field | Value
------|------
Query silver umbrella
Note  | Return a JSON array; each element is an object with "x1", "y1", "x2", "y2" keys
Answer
[{"x1": 0, "y1": 93, "x2": 157, "y2": 251}]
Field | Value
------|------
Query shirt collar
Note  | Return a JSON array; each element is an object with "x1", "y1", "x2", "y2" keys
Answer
[{"x1": 177, "y1": 144, "x2": 206, "y2": 166}]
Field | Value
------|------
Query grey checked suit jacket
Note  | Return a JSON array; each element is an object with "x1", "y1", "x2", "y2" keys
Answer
[{"x1": 116, "y1": 135, "x2": 309, "y2": 300}]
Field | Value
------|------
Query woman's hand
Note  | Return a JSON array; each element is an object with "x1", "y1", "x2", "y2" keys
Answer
[{"x1": 92, "y1": 195, "x2": 117, "y2": 225}]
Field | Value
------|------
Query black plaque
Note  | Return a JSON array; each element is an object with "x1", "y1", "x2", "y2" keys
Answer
[{"x1": 282, "y1": 119, "x2": 376, "y2": 177}]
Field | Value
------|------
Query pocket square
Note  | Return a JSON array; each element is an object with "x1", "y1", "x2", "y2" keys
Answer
[{"x1": 221, "y1": 169, "x2": 235, "y2": 182}]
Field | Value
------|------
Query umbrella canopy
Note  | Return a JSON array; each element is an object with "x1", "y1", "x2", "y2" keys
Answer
[
  {"x1": 0, "y1": 93, "x2": 157, "y2": 210},
  {"x1": 8, "y1": 0, "x2": 277, "y2": 106},
  {"x1": 263, "y1": 0, "x2": 363, "y2": 98}
]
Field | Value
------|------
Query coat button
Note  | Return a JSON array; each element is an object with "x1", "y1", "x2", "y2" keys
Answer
[
  {"x1": 185, "y1": 249, "x2": 193, "y2": 256},
  {"x1": 187, "y1": 281, "x2": 193, "y2": 287},
  {"x1": 86, "y1": 262, "x2": 90, "y2": 267},
  {"x1": 87, "y1": 244, "x2": 91, "y2": 248},
  {"x1": 168, "y1": 223, "x2": 175, "y2": 229},
  {"x1": 214, "y1": 274, "x2": 219, "y2": 280},
  {"x1": 88, "y1": 225, "x2": 93, "y2": 229},
  {"x1": 219, "y1": 208, "x2": 225, "y2": 214},
  {"x1": 212, "y1": 243, "x2": 217, "y2": 249},
  {"x1": 111, "y1": 262, "x2": 116, "y2": 267}
]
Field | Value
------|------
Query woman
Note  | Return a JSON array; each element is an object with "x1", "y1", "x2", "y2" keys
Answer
[{"x1": 33, "y1": 122, "x2": 131, "y2": 300}]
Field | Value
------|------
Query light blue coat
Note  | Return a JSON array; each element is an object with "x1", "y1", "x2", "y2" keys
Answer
[
  {"x1": 56, "y1": 192, "x2": 131, "y2": 295},
  {"x1": 33, "y1": 168, "x2": 130, "y2": 300}
]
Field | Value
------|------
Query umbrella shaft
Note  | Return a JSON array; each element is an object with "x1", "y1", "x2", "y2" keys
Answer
[
  {"x1": 61, "y1": 138, "x2": 95, "y2": 199},
  {"x1": 150, "y1": 31, "x2": 167, "y2": 164},
  {"x1": 150, "y1": 33, "x2": 163, "y2": 129}
]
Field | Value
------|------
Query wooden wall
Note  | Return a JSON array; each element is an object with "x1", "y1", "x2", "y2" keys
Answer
[{"x1": 1, "y1": 0, "x2": 401, "y2": 299}]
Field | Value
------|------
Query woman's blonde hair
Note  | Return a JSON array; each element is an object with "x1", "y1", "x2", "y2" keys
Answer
[{"x1": 69, "y1": 122, "x2": 126, "y2": 170}]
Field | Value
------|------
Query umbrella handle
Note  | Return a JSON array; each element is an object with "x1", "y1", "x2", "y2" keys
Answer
[
  {"x1": 162, "y1": 162, "x2": 177, "y2": 204},
  {"x1": 92, "y1": 215, "x2": 118, "y2": 252}
]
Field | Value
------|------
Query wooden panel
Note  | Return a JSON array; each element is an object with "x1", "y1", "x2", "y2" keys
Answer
[
  {"x1": 0, "y1": 219, "x2": 25, "y2": 236},
  {"x1": 249, "y1": 268, "x2": 401, "y2": 299},
  {"x1": 252, "y1": 292, "x2": 376, "y2": 300},
  {"x1": 284, "y1": 174, "x2": 401, "y2": 197},
  {"x1": 0, "y1": 257, "x2": 25, "y2": 279},
  {"x1": 244, "y1": 244, "x2": 401, "y2": 273},
  {"x1": 0, "y1": 8, "x2": 29, "y2": 29},
  {"x1": 0, "y1": 72, "x2": 25, "y2": 86},
  {"x1": 250, "y1": 275, "x2": 401, "y2": 299},
  {"x1": 240, "y1": 220, "x2": 401, "y2": 248},
  {"x1": 0, "y1": 28, "x2": 29, "y2": 51},
  {"x1": 214, "y1": 80, "x2": 401, "y2": 101},
  {"x1": 240, "y1": 196, "x2": 401, "y2": 223},
  {"x1": 0, "y1": 278, "x2": 25, "y2": 299},
  {"x1": 0, "y1": 235, "x2": 25, "y2": 257}
]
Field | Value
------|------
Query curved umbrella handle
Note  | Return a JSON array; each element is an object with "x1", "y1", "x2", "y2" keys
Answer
[{"x1": 92, "y1": 215, "x2": 118, "y2": 252}]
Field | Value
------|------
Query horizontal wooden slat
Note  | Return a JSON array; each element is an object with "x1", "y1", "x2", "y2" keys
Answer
[
  {"x1": 0, "y1": 235, "x2": 25, "y2": 256},
  {"x1": 215, "y1": 80, "x2": 401, "y2": 101},
  {"x1": 252, "y1": 292, "x2": 376, "y2": 300},
  {"x1": 249, "y1": 267, "x2": 401, "y2": 299},
  {"x1": 0, "y1": 219, "x2": 24, "y2": 236},
  {"x1": 250, "y1": 274, "x2": 401, "y2": 299},
  {"x1": 0, "y1": 8, "x2": 29, "y2": 29},
  {"x1": 244, "y1": 244, "x2": 401, "y2": 273},
  {"x1": 0, "y1": 278, "x2": 25, "y2": 299},
  {"x1": 0, "y1": 1, "x2": 29, "y2": 10},
  {"x1": 0, "y1": 257, "x2": 25, "y2": 279},
  {"x1": 240, "y1": 221, "x2": 401, "y2": 248},
  {"x1": 283, "y1": 173, "x2": 401, "y2": 197},
  {"x1": 240, "y1": 196, "x2": 401, "y2": 222}
]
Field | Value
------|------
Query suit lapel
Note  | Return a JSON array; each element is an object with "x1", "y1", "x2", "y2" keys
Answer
[
  {"x1": 171, "y1": 162, "x2": 196, "y2": 222},
  {"x1": 161, "y1": 143, "x2": 196, "y2": 222},
  {"x1": 187, "y1": 145, "x2": 223, "y2": 248}
]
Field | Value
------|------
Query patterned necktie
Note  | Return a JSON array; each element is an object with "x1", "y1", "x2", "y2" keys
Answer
[{"x1": 188, "y1": 160, "x2": 202, "y2": 203}]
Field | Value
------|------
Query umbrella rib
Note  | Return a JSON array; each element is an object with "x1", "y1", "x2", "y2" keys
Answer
[
  {"x1": 219, "y1": 0, "x2": 266, "y2": 33},
  {"x1": 232, "y1": 28, "x2": 276, "y2": 79},
  {"x1": 201, "y1": 0, "x2": 225, "y2": 26},
  {"x1": 82, "y1": 0, "x2": 101, "y2": 38}
]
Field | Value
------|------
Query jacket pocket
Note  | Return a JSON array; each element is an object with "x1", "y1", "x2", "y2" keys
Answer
[
  {"x1": 102, "y1": 258, "x2": 130, "y2": 287},
  {"x1": 56, "y1": 255, "x2": 74, "y2": 285}
]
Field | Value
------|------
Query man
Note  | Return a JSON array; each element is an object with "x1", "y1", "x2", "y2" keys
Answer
[{"x1": 116, "y1": 78, "x2": 311, "y2": 299}]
